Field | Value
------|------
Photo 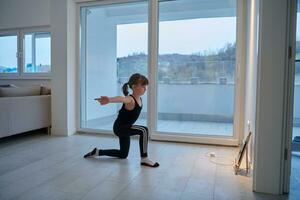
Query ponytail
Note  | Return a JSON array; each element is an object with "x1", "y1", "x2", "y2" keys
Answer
[{"x1": 122, "y1": 83, "x2": 129, "y2": 96}]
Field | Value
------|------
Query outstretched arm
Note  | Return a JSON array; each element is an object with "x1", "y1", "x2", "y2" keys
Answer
[{"x1": 96, "y1": 96, "x2": 133, "y2": 105}]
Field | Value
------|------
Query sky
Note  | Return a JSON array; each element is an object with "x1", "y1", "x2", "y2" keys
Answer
[{"x1": 117, "y1": 17, "x2": 236, "y2": 58}]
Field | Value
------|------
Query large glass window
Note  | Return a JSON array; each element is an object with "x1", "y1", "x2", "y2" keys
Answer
[
  {"x1": 24, "y1": 32, "x2": 51, "y2": 73},
  {"x1": 156, "y1": 0, "x2": 237, "y2": 136},
  {"x1": 79, "y1": 0, "x2": 240, "y2": 144},
  {"x1": 0, "y1": 35, "x2": 18, "y2": 73},
  {"x1": 80, "y1": 2, "x2": 148, "y2": 131}
]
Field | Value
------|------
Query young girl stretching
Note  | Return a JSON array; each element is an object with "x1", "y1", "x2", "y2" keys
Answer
[{"x1": 84, "y1": 73, "x2": 159, "y2": 168}]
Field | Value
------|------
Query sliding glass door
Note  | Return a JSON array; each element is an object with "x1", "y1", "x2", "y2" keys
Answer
[
  {"x1": 80, "y1": 1, "x2": 148, "y2": 132},
  {"x1": 156, "y1": 0, "x2": 237, "y2": 137},
  {"x1": 79, "y1": 0, "x2": 240, "y2": 144}
]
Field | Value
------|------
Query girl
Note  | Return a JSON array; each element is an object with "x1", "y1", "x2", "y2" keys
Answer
[{"x1": 84, "y1": 73, "x2": 159, "y2": 168}]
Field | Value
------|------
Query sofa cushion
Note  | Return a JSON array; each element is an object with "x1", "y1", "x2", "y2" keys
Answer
[{"x1": 0, "y1": 85, "x2": 41, "y2": 97}]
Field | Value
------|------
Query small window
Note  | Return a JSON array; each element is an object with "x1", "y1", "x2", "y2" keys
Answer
[
  {"x1": 0, "y1": 34, "x2": 18, "y2": 73},
  {"x1": 0, "y1": 27, "x2": 51, "y2": 78},
  {"x1": 24, "y1": 32, "x2": 51, "y2": 73}
]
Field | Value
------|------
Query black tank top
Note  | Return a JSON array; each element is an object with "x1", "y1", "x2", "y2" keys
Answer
[{"x1": 114, "y1": 95, "x2": 142, "y2": 128}]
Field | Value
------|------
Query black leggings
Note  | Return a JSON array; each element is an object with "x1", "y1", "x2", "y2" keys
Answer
[{"x1": 99, "y1": 125, "x2": 149, "y2": 158}]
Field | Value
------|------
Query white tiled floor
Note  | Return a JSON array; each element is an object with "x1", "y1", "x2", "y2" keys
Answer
[{"x1": 0, "y1": 131, "x2": 298, "y2": 200}]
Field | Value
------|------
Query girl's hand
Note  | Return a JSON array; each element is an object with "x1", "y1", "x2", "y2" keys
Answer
[{"x1": 97, "y1": 96, "x2": 109, "y2": 105}]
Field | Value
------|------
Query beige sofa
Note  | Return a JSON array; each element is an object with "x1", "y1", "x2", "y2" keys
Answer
[{"x1": 0, "y1": 85, "x2": 51, "y2": 138}]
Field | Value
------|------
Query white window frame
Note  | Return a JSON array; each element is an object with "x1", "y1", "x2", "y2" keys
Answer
[
  {"x1": 76, "y1": 0, "x2": 246, "y2": 146},
  {"x1": 0, "y1": 26, "x2": 51, "y2": 79},
  {"x1": 149, "y1": 0, "x2": 245, "y2": 146}
]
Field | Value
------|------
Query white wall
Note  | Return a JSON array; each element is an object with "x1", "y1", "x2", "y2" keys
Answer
[
  {"x1": 50, "y1": 0, "x2": 77, "y2": 136},
  {"x1": 50, "y1": 0, "x2": 68, "y2": 135},
  {"x1": 244, "y1": 0, "x2": 259, "y2": 168},
  {"x1": 67, "y1": 0, "x2": 77, "y2": 136},
  {"x1": 0, "y1": 0, "x2": 50, "y2": 30},
  {"x1": 253, "y1": 0, "x2": 289, "y2": 194},
  {"x1": 157, "y1": 84, "x2": 234, "y2": 116}
]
